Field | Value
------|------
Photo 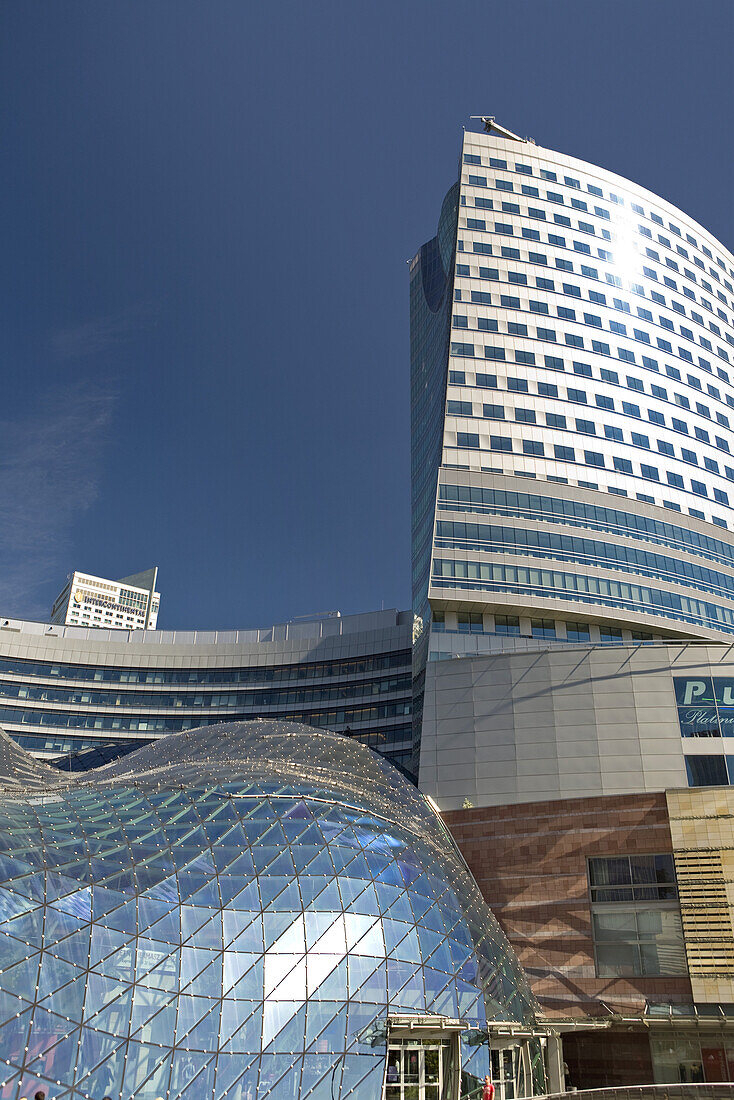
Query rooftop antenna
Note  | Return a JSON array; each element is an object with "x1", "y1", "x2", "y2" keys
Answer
[{"x1": 469, "y1": 116, "x2": 534, "y2": 144}]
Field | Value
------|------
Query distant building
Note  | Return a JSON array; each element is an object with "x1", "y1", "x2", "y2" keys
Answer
[{"x1": 50, "y1": 567, "x2": 160, "y2": 630}]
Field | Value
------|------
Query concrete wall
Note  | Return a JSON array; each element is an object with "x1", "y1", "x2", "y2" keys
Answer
[{"x1": 419, "y1": 641, "x2": 734, "y2": 809}]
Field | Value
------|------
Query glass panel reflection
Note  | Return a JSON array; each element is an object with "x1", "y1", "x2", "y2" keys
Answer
[{"x1": 0, "y1": 719, "x2": 538, "y2": 1098}]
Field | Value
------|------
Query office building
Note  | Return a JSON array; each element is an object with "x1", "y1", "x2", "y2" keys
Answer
[
  {"x1": 411, "y1": 123, "x2": 734, "y2": 1086},
  {"x1": 0, "y1": 608, "x2": 413, "y2": 774},
  {"x1": 0, "y1": 720, "x2": 549, "y2": 1100},
  {"x1": 50, "y1": 567, "x2": 161, "y2": 630},
  {"x1": 411, "y1": 121, "x2": 734, "y2": 674}
]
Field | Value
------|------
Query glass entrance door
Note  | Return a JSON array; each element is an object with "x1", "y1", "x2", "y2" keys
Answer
[{"x1": 385, "y1": 1043, "x2": 447, "y2": 1100}]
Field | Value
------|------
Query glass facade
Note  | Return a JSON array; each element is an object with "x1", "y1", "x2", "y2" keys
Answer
[
  {"x1": 0, "y1": 719, "x2": 539, "y2": 1099},
  {"x1": 410, "y1": 182, "x2": 460, "y2": 774}
]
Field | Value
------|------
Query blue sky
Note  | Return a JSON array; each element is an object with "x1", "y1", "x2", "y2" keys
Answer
[{"x1": 1, "y1": 1, "x2": 732, "y2": 628}]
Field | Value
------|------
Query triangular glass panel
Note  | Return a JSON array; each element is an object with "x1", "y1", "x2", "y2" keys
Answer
[
  {"x1": 388, "y1": 925, "x2": 421, "y2": 964},
  {"x1": 169, "y1": 1046, "x2": 210, "y2": 1095},
  {"x1": 211, "y1": 1051, "x2": 252, "y2": 1099},
  {"x1": 222, "y1": 950, "x2": 258, "y2": 994},
  {"x1": 431, "y1": 984, "x2": 458, "y2": 1018},
  {"x1": 7, "y1": 871, "x2": 45, "y2": 903},
  {"x1": 221, "y1": 1003, "x2": 263, "y2": 1054},
  {"x1": 230, "y1": 917, "x2": 264, "y2": 955},
  {"x1": 223, "y1": 879, "x2": 261, "y2": 910},
  {"x1": 230, "y1": 956, "x2": 264, "y2": 1001},
  {"x1": 341, "y1": 1053, "x2": 382, "y2": 1098},
  {"x1": 24, "y1": 1005, "x2": 79, "y2": 1060},
  {"x1": 53, "y1": 927, "x2": 92, "y2": 967},
  {"x1": 178, "y1": 1003, "x2": 221, "y2": 1052},
  {"x1": 177, "y1": 899, "x2": 211, "y2": 937},
  {"x1": 258, "y1": 1053, "x2": 300, "y2": 1096},
  {"x1": 36, "y1": 954, "x2": 79, "y2": 997},
  {"x1": 375, "y1": 861, "x2": 405, "y2": 889},
  {"x1": 384, "y1": 892, "x2": 415, "y2": 924},
  {"x1": 83, "y1": 976, "x2": 132, "y2": 1027},
  {"x1": 175, "y1": 1058, "x2": 216, "y2": 1100},
  {"x1": 301, "y1": 879, "x2": 342, "y2": 912},
  {"x1": 0, "y1": 1006, "x2": 31, "y2": 1067},
  {"x1": 182, "y1": 911, "x2": 223, "y2": 951},
  {"x1": 146, "y1": 908, "x2": 182, "y2": 945},
  {"x1": 311, "y1": 957, "x2": 348, "y2": 1002},
  {"x1": 175, "y1": 994, "x2": 218, "y2": 1043},
  {"x1": 74, "y1": 1025, "x2": 126, "y2": 1081},
  {"x1": 0, "y1": 935, "x2": 37, "y2": 971},
  {"x1": 300, "y1": 1055, "x2": 334, "y2": 1100},
  {"x1": 123, "y1": 1045, "x2": 172, "y2": 1099},
  {"x1": 307, "y1": 1002, "x2": 347, "y2": 1052},
  {"x1": 262, "y1": 878, "x2": 301, "y2": 911},
  {"x1": 184, "y1": 878, "x2": 221, "y2": 908},
  {"x1": 0, "y1": 954, "x2": 40, "y2": 1000},
  {"x1": 38, "y1": 972, "x2": 87, "y2": 1020},
  {"x1": 0, "y1": 907, "x2": 44, "y2": 943},
  {"x1": 0, "y1": 849, "x2": 33, "y2": 878},
  {"x1": 89, "y1": 924, "x2": 134, "y2": 967}
]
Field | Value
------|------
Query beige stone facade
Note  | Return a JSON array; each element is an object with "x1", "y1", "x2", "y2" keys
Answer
[{"x1": 666, "y1": 787, "x2": 734, "y2": 1003}]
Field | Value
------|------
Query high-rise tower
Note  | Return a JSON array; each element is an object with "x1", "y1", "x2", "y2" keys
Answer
[
  {"x1": 411, "y1": 124, "x2": 734, "y2": 675},
  {"x1": 410, "y1": 128, "x2": 734, "y2": 1079}
]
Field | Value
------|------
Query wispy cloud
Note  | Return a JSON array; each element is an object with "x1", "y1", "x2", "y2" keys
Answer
[
  {"x1": 0, "y1": 384, "x2": 115, "y2": 619},
  {"x1": 49, "y1": 304, "x2": 155, "y2": 361}
]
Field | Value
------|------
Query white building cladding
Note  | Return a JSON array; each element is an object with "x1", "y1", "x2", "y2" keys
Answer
[
  {"x1": 0, "y1": 610, "x2": 413, "y2": 774},
  {"x1": 411, "y1": 126, "x2": 734, "y2": 655}
]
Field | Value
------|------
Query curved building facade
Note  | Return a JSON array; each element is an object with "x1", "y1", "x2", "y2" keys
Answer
[
  {"x1": 411, "y1": 128, "x2": 734, "y2": 654},
  {"x1": 0, "y1": 720, "x2": 543, "y2": 1100},
  {"x1": 0, "y1": 610, "x2": 413, "y2": 774},
  {"x1": 412, "y1": 128, "x2": 734, "y2": 1089}
]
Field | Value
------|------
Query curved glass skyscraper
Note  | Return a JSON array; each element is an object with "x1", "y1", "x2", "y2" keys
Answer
[{"x1": 411, "y1": 127, "x2": 734, "y2": 663}]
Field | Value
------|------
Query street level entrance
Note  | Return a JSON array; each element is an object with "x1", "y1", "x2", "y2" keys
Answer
[{"x1": 385, "y1": 1041, "x2": 451, "y2": 1100}]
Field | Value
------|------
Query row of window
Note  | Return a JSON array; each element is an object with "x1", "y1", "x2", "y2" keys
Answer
[
  {"x1": 0, "y1": 698, "x2": 413, "y2": 733},
  {"x1": 431, "y1": 558, "x2": 734, "y2": 634},
  {"x1": 455, "y1": 261, "x2": 734, "y2": 391},
  {"x1": 454, "y1": 285, "x2": 731, "y2": 360},
  {"x1": 453, "y1": 276, "x2": 732, "y2": 367},
  {"x1": 435, "y1": 520, "x2": 734, "y2": 603},
  {"x1": 470, "y1": 175, "x2": 732, "y2": 296},
  {"x1": 584, "y1": 852, "x2": 684, "y2": 980},
  {"x1": 11, "y1": 723, "x2": 413, "y2": 762},
  {"x1": 450, "y1": 342, "x2": 734, "y2": 445},
  {"x1": 458, "y1": 229, "x2": 734, "y2": 351},
  {"x1": 459, "y1": 250, "x2": 732, "y2": 342},
  {"x1": 0, "y1": 650, "x2": 411, "y2": 687},
  {"x1": 437, "y1": 484, "x2": 734, "y2": 568},
  {"x1": 432, "y1": 611, "x2": 645, "y2": 644},
  {"x1": 462, "y1": 188, "x2": 734, "y2": 317},
  {"x1": 451, "y1": 430, "x2": 729, "y2": 516},
  {"x1": 0, "y1": 673, "x2": 412, "y2": 712},
  {"x1": 452, "y1": 325, "x2": 731, "y2": 419},
  {"x1": 447, "y1": 392, "x2": 733, "y2": 487},
  {"x1": 462, "y1": 151, "x2": 733, "y2": 283}
]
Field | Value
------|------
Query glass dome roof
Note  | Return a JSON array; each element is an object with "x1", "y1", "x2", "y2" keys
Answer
[{"x1": 0, "y1": 720, "x2": 538, "y2": 1099}]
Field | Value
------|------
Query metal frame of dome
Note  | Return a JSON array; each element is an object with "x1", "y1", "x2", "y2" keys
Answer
[{"x1": 0, "y1": 720, "x2": 542, "y2": 1100}]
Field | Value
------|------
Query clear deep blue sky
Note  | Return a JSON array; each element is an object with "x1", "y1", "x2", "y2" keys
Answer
[{"x1": 1, "y1": 1, "x2": 732, "y2": 628}]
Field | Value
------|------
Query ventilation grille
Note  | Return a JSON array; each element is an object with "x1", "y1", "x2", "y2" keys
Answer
[{"x1": 674, "y1": 850, "x2": 734, "y2": 975}]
